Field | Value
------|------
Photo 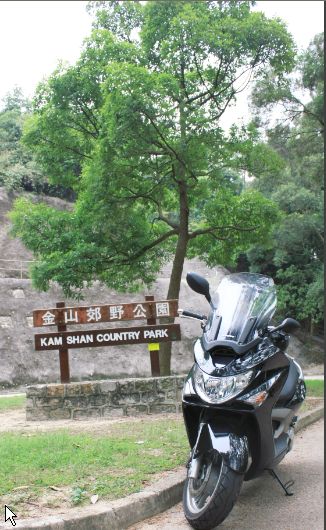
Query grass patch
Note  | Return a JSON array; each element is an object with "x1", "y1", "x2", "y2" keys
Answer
[
  {"x1": 305, "y1": 379, "x2": 324, "y2": 398},
  {"x1": 0, "y1": 395, "x2": 25, "y2": 411},
  {"x1": 0, "y1": 417, "x2": 188, "y2": 514}
]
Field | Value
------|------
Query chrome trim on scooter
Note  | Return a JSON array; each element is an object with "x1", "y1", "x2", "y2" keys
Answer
[
  {"x1": 293, "y1": 359, "x2": 304, "y2": 381},
  {"x1": 183, "y1": 375, "x2": 196, "y2": 397}
]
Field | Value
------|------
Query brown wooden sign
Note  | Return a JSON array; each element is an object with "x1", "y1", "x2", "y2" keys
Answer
[
  {"x1": 32, "y1": 297, "x2": 180, "y2": 383},
  {"x1": 33, "y1": 300, "x2": 178, "y2": 327},
  {"x1": 34, "y1": 324, "x2": 181, "y2": 351}
]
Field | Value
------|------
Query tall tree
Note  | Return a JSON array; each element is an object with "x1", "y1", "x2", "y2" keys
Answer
[
  {"x1": 12, "y1": 1, "x2": 295, "y2": 373},
  {"x1": 246, "y1": 33, "x2": 324, "y2": 333}
]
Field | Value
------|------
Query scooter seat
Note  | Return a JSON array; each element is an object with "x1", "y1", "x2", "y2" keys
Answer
[{"x1": 275, "y1": 360, "x2": 299, "y2": 406}]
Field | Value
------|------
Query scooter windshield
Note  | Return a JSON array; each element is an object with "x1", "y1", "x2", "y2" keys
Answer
[{"x1": 206, "y1": 273, "x2": 277, "y2": 345}]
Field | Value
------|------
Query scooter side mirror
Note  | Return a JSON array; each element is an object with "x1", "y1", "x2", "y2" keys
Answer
[
  {"x1": 274, "y1": 318, "x2": 300, "y2": 334},
  {"x1": 186, "y1": 272, "x2": 212, "y2": 304}
]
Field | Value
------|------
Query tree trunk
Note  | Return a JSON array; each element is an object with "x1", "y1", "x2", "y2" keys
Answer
[
  {"x1": 159, "y1": 181, "x2": 189, "y2": 376},
  {"x1": 310, "y1": 318, "x2": 315, "y2": 336},
  {"x1": 159, "y1": 59, "x2": 189, "y2": 376},
  {"x1": 159, "y1": 236, "x2": 188, "y2": 375}
]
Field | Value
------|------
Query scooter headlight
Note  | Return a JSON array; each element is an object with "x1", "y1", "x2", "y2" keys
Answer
[
  {"x1": 237, "y1": 372, "x2": 282, "y2": 407},
  {"x1": 192, "y1": 364, "x2": 254, "y2": 404}
]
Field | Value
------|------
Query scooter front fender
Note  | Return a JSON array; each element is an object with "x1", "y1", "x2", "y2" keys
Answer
[{"x1": 192, "y1": 422, "x2": 249, "y2": 474}]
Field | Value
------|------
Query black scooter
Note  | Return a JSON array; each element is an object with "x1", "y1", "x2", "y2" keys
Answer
[{"x1": 179, "y1": 272, "x2": 306, "y2": 530}]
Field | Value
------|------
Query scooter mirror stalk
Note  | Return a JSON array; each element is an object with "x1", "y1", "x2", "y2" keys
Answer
[
  {"x1": 186, "y1": 272, "x2": 212, "y2": 306},
  {"x1": 273, "y1": 318, "x2": 300, "y2": 334}
]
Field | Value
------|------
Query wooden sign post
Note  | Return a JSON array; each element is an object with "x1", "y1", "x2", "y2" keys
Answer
[
  {"x1": 145, "y1": 295, "x2": 160, "y2": 377},
  {"x1": 56, "y1": 302, "x2": 70, "y2": 384},
  {"x1": 32, "y1": 298, "x2": 180, "y2": 383}
]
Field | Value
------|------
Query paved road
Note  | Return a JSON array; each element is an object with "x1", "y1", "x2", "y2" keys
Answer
[{"x1": 130, "y1": 419, "x2": 324, "y2": 530}]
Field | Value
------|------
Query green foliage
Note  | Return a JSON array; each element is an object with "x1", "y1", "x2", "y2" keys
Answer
[
  {"x1": 276, "y1": 265, "x2": 324, "y2": 324},
  {"x1": 246, "y1": 33, "x2": 324, "y2": 330},
  {"x1": 0, "y1": 88, "x2": 73, "y2": 199},
  {"x1": 10, "y1": 195, "x2": 164, "y2": 297},
  {"x1": 71, "y1": 487, "x2": 86, "y2": 506},
  {"x1": 251, "y1": 31, "x2": 324, "y2": 133},
  {"x1": 188, "y1": 189, "x2": 279, "y2": 267},
  {"x1": 1, "y1": 87, "x2": 28, "y2": 112},
  {"x1": 87, "y1": 0, "x2": 144, "y2": 41},
  {"x1": 22, "y1": 29, "x2": 139, "y2": 190},
  {"x1": 0, "y1": 88, "x2": 44, "y2": 191}
]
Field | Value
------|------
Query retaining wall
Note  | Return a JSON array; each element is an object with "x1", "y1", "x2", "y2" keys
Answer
[{"x1": 26, "y1": 376, "x2": 186, "y2": 420}]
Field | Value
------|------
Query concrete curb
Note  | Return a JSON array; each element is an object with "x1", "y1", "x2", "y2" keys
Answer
[
  {"x1": 295, "y1": 404, "x2": 324, "y2": 432},
  {"x1": 2, "y1": 405, "x2": 323, "y2": 530}
]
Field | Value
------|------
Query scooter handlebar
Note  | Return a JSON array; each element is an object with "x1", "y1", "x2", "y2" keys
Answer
[{"x1": 178, "y1": 309, "x2": 207, "y2": 321}]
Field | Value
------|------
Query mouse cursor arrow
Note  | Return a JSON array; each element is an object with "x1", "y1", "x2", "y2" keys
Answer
[{"x1": 5, "y1": 505, "x2": 17, "y2": 526}]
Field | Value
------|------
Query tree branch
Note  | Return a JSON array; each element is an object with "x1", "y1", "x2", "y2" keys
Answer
[
  {"x1": 40, "y1": 136, "x2": 93, "y2": 160},
  {"x1": 140, "y1": 109, "x2": 198, "y2": 182},
  {"x1": 119, "y1": 186, "x2": 179, "y2": 230},
  {"x1": 75, "y1": 97, "x2": 100, "y2": 136},
  {"x1": 68, "y1": 118, "x2": 99, "y2": 139},
  {"x1": 291, "y1": 96, "x2": 324, "y2": 129},
  {"x1": 199, "y1": 61, "x2": 263, "y2": 109},
  {"x1": 123, "y1": 228, "x2": 178, "y2": 261},
  {"x1": 189, "y1": 224, "x2": 258, "y2": 239}
]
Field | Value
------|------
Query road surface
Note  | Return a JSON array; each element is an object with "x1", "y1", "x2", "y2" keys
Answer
[{"x1": 130, "y1": 419, "x2": 324, "y2": 530}]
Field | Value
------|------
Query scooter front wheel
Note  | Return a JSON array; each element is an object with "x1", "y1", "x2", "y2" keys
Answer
[{"x1": 183, "y1": 450, "x2": 243, "y2": 530}]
